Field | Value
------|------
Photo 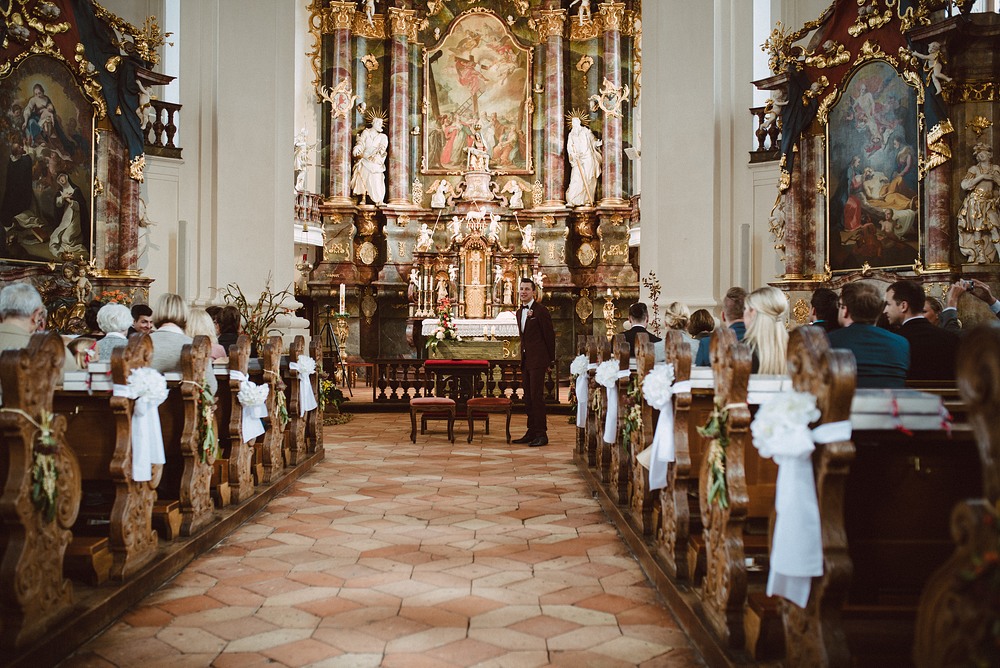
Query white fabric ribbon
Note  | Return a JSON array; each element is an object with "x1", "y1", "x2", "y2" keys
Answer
[
  {"x1": 113, "y1": 382, "x2": 167, "y2": 483},
  {"x1": 289, "y1": 356, "x2": 318, "y2": 416},
  {"x1": 232, "y1": 370, "x2": 269, "y2": 443},
  {"x1": 575, "y1": 363, "x2": 598, "y2": 428},
  {"x1": 645, "y1": 380, "x2": 692, "y2": 490},
  {"x1": 760, "y1": 418, "x2": 852, "y2": 608},
  {"x1": 601, "y1": 369, "x2": 632, "y2": 444}
]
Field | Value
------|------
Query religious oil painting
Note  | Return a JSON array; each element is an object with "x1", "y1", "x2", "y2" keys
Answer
[
  {"x1": 423, "y1": 10, "x2": 533, "y2": 174},
  {"x1": 826, "y1": 60, "x2": 921, "y2": 273},
  {"x1": 0, "y1": 55, "x2": 95, "y2": 265}
]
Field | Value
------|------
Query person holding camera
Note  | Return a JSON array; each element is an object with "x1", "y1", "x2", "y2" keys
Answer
[{"x1": 940, "y1": 278, "x2": 1000, "y2": 330}]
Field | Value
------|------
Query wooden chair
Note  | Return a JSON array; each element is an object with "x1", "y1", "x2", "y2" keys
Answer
[
  {"x1": 465, "y1": 397, "x2": 512, "y2": 443},
  {"x1": 409, "y1": 397, "x2": 456, "y2": 443}
]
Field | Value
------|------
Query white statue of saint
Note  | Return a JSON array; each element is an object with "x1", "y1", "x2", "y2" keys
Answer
[
  {"x1": 487, "y1": 213, "x2": 501, "y2": 243},
  {"x1": 521, "y1": 223, "x2": 536, "y2": 253},
  {"x1": 351, "y1": 116, "x2": 388, "y2": 205},
  {"x1": 436, "y1": 276, "x2": 449, "y2": 302},
  {"x1": 293, "y1": 128, "x2": 317, "y2": 192},
  {"x1": 407, "y1": 268, "x2": 420, "y2": 303},
  {"x1": 430, "y1": 179, "x2": 450, "y2": 208},
  {"x1": 466, "y1": 133, "x2": 490, "y2": 172},
  {"x1": 532, "y1": 269, "x2": 544, "y2": 292},
  {"x1": 493, "y1": 264, "x2": 503, "y2": 300},
  {"x1": 566, "y1": 116, "x2": 602, "y2": 207},
  {"x1": 415, "y1": 223, "x2": 434, "y2": 252},
  {"x1": 502, "y1": 180, "x2": 524, "y2": 209}
]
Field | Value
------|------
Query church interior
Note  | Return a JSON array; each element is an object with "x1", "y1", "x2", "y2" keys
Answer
[{"x1": 3, "y1": 0, "x2": 1000, "y2": 665}]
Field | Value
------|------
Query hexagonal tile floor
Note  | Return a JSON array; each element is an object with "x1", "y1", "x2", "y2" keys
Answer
[{"x1": 62, "y1": 414, "x2": 705, "y2": 667}]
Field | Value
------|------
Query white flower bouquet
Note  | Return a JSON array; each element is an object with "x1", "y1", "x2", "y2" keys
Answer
[
  {"x1": 641, "y1": 363, "x2": 676, "y2": 410},
  {"x1": 127, "y1": 367, "x2": 169, "y2": 404},
  {"x1": 294, "y1": 354, "x2": 316, "y2": 378},
  {"x1": 595, "y1": 360, "x2": 620, "y2": 388},
  {"x1": 751, "y1": 391, "x2": 821, "y2": 459},
  {"x1": 238, "y1": 381, "x2": 269, "y2": 407},
  {"x1": 569, "y1": 354, "x2": 589, "y2": 377}
]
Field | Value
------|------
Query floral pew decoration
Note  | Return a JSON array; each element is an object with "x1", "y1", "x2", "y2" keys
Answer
[
  {"x1": 570, "y1": 354, "x2": 592, "y2": 428},
  {"x1": 232, "y1": 369, "x2": 269, "y2": 443},
  {"x1": 290, "y1": 353, "x2": 318, "y2": 416},
  {"x1": 750, "y1": 391, "x2": 852, "y2": 607},
  {"x1": 596, "y1": 358, "x2": 631, "y2": 445},
  {"x1": 636, "y1": 362, "x2": 693, "y2": 491},
  {"x1": 113, "y1": 367, "x2": 169, "y2": 482}
]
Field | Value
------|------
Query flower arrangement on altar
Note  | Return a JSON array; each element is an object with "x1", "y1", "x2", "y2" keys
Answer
[
  {"x1": 98, "y1": 289, "x2": 131, "y2": 305},
  {"x1": 425, "y1": 297, "x2": 462, "y2": 352}
]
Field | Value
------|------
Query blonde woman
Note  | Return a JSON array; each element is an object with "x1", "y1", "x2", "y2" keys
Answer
[
  {"x1": 187, "y1": 307, "x2": 227, "y2": 361},
  {"x1": 151, "y1": 293, "x2": 217, "y2": 393},
  {"x1": 663, "y1": 301, "x2": 700, "y2": 362},
  {"x1": 742, "y1": 286, "x2": 789, "y2": 375}
]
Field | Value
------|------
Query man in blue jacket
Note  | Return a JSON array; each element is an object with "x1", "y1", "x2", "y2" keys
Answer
[
  {"x1": 695, "y1": 286, "x2": 746, "y2": 366},
  {"x1": 828, "y1": 281, "x2": 909, "y2": 388}
]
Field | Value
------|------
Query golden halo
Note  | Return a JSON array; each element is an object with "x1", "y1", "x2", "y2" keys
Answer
[
  {"x1": 565, "y1": 108, "x2": 592, "y2": 128},
  {"x1": 365, "y1": 107, "x2": 388, "y2": 124}
]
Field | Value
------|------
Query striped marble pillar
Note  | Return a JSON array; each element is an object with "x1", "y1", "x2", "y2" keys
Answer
[
  {"x1": 327, "y1": 2, "x2": 355, "y2": 204},
  {"x1": 925, "y1": 163, "x2": 952, "y2": 270},
  {"x1": 599, "y1": 2, "x2": 626, "y2": 206},
  {"x1": 537, "y1": 8, "x2": 567, "y2": 208},
  {"x1": 387, "y1": 8, "x2": 417, "y2": 205}
]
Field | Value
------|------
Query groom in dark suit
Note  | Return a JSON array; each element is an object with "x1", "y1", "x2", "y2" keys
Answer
[
  {"x1": 514, "y1": 277, "x2": 555, "y2": 447},
  {"x1": 884, "y1": 279, "x2": 959, "y2": 381}
]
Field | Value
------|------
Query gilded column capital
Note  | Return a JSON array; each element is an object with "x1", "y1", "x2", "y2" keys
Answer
[
  {"x1": 536, "y1": 9, "x2": 567, "y2": 39},
  {"x1": 326, "y1": 1, "x2": 356, "y2": 31},
  {"x1": 598, "y1": 2, "x2": 625, "y2": 33},
  {"x1": 388, "y1": 7, "x2": 419, "y2": 41}
]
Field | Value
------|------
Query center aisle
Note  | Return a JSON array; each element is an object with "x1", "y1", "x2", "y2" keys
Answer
[{"x1": 64, "y1": 413, "x2": 705, "y2": 667}]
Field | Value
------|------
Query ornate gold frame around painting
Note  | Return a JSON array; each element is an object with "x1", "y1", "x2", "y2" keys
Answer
[
  {"x1": 824, "y1": 56, "x2": 923, "y2": 274},
  {"x1": 0, "y1": 55, "x2": 96, "y2": 266},
  {"x1": 422, "y1": 9, "x2": 534, "y2": 175}
]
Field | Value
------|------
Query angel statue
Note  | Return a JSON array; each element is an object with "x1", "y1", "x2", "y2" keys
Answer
[
  {"x1": 415, "y1": 223, "x2": 434, "y2": 252},
  {"x1": 429, "y1": 179, "x2": 451, "y2": 208},
  {"x1": 502, "y1": 180, "x2": 524, "y2": 209},
  {"x1": 912, "y1": 41, "x2": 952, "y2": 96},
  {"x1": 761, "y1": 88, "x2": 787, "y2": 132},
  {"x1": 521, "y1": 223, "x2": 536, "y2": 253},
  {"x1": 448, "y1": 215, "x2": 464, "y2": 242},
  {"x1": 487, "y1": 213, "x2": 501, "y2": 243}
]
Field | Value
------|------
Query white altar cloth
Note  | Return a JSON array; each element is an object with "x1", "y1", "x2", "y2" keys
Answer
[{"x1": 421, "y1": 312, "x2": 520, "y2": 338}]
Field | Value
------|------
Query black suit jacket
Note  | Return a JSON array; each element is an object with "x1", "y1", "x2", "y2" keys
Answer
[
  {"x1": 897, "y1": 317, "x2": 959, "y2": 381},
  {"x1": 517, "y1": 301, "x2": 555, "y2": 369},
  {"x1": 623, "y1": 326, "x2": 661, "y2": 357}
]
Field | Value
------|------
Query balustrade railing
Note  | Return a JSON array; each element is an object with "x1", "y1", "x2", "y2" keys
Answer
[
  {"x1": 144, "y1": 100, "x2": 182, "y2": 158},
  {"x1": 295, "y1": 191, "x2": 323, "y2": 225},
  {"x1": 373, "y1": 359, "x2": 560, "y2": 404},
  {"x1": 749, "y1": 105, "x2": 781, "y2": 164}
]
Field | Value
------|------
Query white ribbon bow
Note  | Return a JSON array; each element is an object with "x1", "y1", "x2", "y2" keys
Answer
[
  {"x1": 575, "y1": 363, "x2": 598, "y2": 428},
  {"x1": 601, "y1": 369, "x2": 632, "y2": 444},
  {"x1": 232, "y1": 370, "x2": 269, "y2": 443},
  {"x1": 290, "y1": 355, "x2": 318, "y2": 416},
  {"x1": 645, "y1": 380, "x2": 692, "y2": 490},
  {"x1": 752, "y1": 400, "x2": 852, "y2": 608},
  {"x1": 113, "y1": 376, "x2": 167, "y2": 483}
]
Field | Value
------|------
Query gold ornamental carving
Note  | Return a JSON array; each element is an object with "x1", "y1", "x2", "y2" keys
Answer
[
  {"x1": 944, "y1": 83, "x2": 1000, "y2": 104},
  {"x1": 353, "y1": 11, "x2": 386, "y2": 39},
  {"x1": 361, "y1": 54, "x2": 378, "y2": 86},
  {"x1": 804, "y1": 40, "x2": 850, "y2": 69},
  {"x1": 387, "y1": 7, "x2": 418, "y2": 41},
  {"x1": 358, "y1": 241, "x2": 377, "y2": 266},
  {"x1": 358, "y1": 210, "x2": 377, "y2": 236},
  {"x1": 306, "y1": 0, "x2": 325, "y2": 98},
  {"x1": 792, "y1": 298, "x2": 810, "y2": 325},
  {"x1": 966, "y1": 115, "x2": 993, "y2": 138},
  {"x1": 848, "y1": 2, "x2": 892, "y2": 38},
  {"x1": 361, "y1": 289, "x2": 377, "y2": 324},
  {"x1": 576, "y1": 290, "x2": 594, "y2": 324},
  {"x1": 535, "y1": 9, "x2": 567, "y2": 38},
  {"x1": 590, "y1": 77, "x2": 630, "y2": 118},
  {"x1": 328, "y1": 1, "x2": 356, "y2": 30},
  {"x1": 320, "y1": 77, "x2": 357, "y2": 119},
  {"x1": 598, "y1": 2, "x2": 625, "y2": 33},
  {"x1": 577, "y1": 241, "x2": 597, "y2": 267},
  {"x1": 410, "y1": 180, "x2": 423, "y2": 207}
]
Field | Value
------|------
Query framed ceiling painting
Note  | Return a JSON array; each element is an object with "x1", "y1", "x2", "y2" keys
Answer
[
  {"x1": 0, "y1": 55, "x2": 95, "y2": 266},
  {"x1": 423, "y1": 10, "x2": 533, "y2": 175},
  {"x1": 826, "y1": 59, "x2": 921, "y2": 273}
]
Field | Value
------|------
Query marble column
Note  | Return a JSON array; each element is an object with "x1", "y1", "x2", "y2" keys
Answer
[
  {"x1": 783, "y1": 150, "x2": 805, "y2": 279},
  {"x1": 387, "y1": 8, "x2": 417, "y2": 205},
  {"x1": 327, "y1": 2, "x2": 355, "y2": 204},
  {"x1": 599, "y1": 2, "x2": 626, "y2": 206},
  {"x1": 537, "y1": 8, "x2": 567, "y2": 208},
  {"x1": 925, "y1": 163, "x2": 952, "y2": 270}
]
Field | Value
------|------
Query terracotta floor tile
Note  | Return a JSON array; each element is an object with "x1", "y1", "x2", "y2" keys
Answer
[{"x1": 65, "y1": 415, "x2": 705, "y2": 668}]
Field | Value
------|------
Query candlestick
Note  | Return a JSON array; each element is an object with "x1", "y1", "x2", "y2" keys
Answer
[
  {"x1": 339, "y1": 283, "x2": 346, "y2": 313},
  {"x1": 491, "y1": 325, "x2": 496, "y2": 338},
  {"x1": 483, "y1": 325, "x2": 488, "y2": 338}
]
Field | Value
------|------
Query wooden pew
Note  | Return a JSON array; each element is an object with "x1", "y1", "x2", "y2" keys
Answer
[
  {"x1": 155, "y1": 336, "x2": 215, "y2": 537},
  {"x1": 0, "y1": 333, "x2": 81, "y2": 649},
  {"x1": 248, "y1": 335, "x2": 287, "y2": 484},
  {"x1": 627, "y1": 335, "x2": 658, "y2": 536},
  {"x1": 55, "y1": 334, "x2": 160, "y2": 581},
  {"x1": 607, "y1": 334, "x2": 631, "y2": 505},
  {"x1": 221, "y1": 335, "x2": 256, "y2": 504},
  {"x1": 593, "y1": 336, "x2": 613, "y2": 482},
  {"x1": 284, "y1": 336, "x2": 307, "y2": 466},
  {"x1": 583, "y1": 335, "x2": 600, "y2": 468},
  {"x1": 304, "y1": 338, "x2": 324, "y2": 455},
  {"x1": 574, "y1": 335, "x2": 588, "y2": 459},
  {"x1": 914, "y1": 323, "x2": 1000, "y2": 668}
]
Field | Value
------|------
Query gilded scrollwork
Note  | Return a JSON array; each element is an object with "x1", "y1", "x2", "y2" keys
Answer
[
  {"x1": 387, "y1": 7, "x2": 419, "y2": 41},
  {"x1": 535, "y1": 9, "x2": 567, "y2": 39},
  {"x1": 803, "y1": 40, "x2": 849, "y2": 69},
  {"x1": 848, "y1": 2, "x2": 892, "y2": 38},
  {"x1": 598, "y1": 2, "x2": 625, "y2": 33}
]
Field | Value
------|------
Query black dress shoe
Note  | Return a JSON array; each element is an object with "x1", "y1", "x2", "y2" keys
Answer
[
  {"x1": 512, "y1": 434, "x2": 534, "y2": 444},
  {"x1": 528, "y1": 436, "x2": 548, "y2": 447}
]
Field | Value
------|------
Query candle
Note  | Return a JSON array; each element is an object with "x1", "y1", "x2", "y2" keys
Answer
[
  {"x1": 483, "y1": 326, "x2": 488, "y2": 338},
  {"x1": 339, "y1": 283, "x2": 345, "y2": 313},
  {"x1": 492, "y1": 325, "x2": 497, "y2": 338},
  {"x1": 606, "y1": 287, "x2": 612, "y2": 297}
]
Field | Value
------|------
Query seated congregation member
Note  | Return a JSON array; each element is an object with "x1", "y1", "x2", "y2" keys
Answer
[
  {"x1": 939, "y1": 278, "x2": 1000, "y2": 330},
  {"x1": 128, "y1": 303, "x2": 154, "y2": 337},
  {"x1": 623, "y1": 302, "x2": 664, "y2": 362},
  {"x1": 216, "y1": 305, "x2": 240, "y2": 351},
  {"x1": 95, "y1": 302, "x2": 132, "y2": 361},
  {"x1": 688, "y1": 308, "x2": 715, "y2": 353},
  {"x1": 187, "y1": 307, "x2": 227, "y2": 361},
  {"x1": 828, "y1": 281, "x2": 909, "y2": 388},
  {"x1": 0, "y1": 283, "x2": 77, "y2": 370},
  {"x1": 695, "y1": 286, "x2": 747, "y2": 366},
  {"x1": 742, "y1": 286, "x2": 789, "y2": 374},
  {"x1": 884, "y1": 280, "x2": 959, "y2": 381},
  {"x1": 809, "y1": 287, "x2": 841, "y2": 333},
  {"x1": 922, "y1": 296, "x2": 946, "y2": 327},
  {"x1": 663, "y1": 301, "x2": 698, "y2": 362},
  {"x1": 150, "y1": 293, "x2": 218, "y2": 394}
]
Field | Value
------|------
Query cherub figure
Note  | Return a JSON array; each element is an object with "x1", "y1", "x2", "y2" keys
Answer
[
  {"x1": 912, "y1": 41, "x2": 952, "y2": 96},
  {"x1": 448, "y1": 215, "x2": 464, "y2": 242},
  {"x1": 362, "y1": 0, "x2": 375, "y2": 28},
  {"x1": 761, "y1": 88, "x2": 787, "y2": 132},
  {"x1": 415, "y1": 223, "x2": 434, "y2": 252},
  {"x1": 487, "y1": 213, "x2": 501, "y2": 243},
  {"x1": 569, "y1": 0, "x2": 591, "y2": 27},
  {"x1": 521, "y1": 223, "x2": 535, "y2": 253}
]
